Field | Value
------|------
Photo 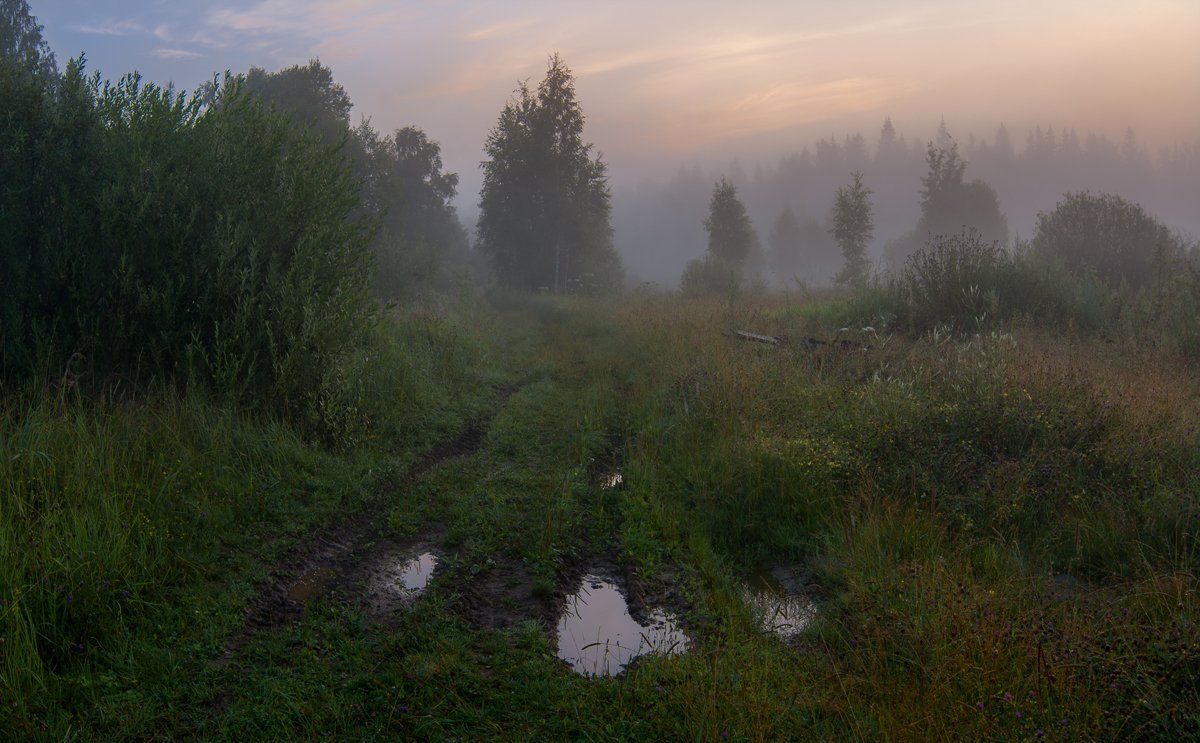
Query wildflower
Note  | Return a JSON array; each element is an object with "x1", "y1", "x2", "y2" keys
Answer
[
  {"x1": 1015, "y1": 710, "x2": 1023, "y2": 719},
  {"x1": 1060, "y1": 719, "x2": 1068, "y2": 727},
  {"x1": 720, "y1": 731, "x2": 729, "y2": 740},
  {"x1": 400, "y1": 705, "x2": 409, "y2": 713},
  {"x1": 1003, "y1": 692, "x2": 1012, "y2": 702},
  {"x1": 975, "y1": 701, "x2": 984, "y2": 711},
  {"x1": 1036, "y1": 729, "x2": 1045, "y2": 738}
]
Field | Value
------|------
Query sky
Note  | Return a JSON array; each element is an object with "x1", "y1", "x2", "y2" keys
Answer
[{"x1": 32, "y1": 0, "x2": 1200, "y2": 204}]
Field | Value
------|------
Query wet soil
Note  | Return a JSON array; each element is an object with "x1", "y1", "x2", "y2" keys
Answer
[{"x1": 216, "y1": 382, "x2": 525, "y2": 665}]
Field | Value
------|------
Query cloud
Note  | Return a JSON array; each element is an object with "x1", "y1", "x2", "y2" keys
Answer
[
  {"x1": 207, "y1": 1, "x2": 411, "y2": 37},
  {"x1": 72, "y1": 19, "x2": 147, "y2": 36},
  {"x1": 152, "y1": 48, "x2": 202, "y2": 61},
  {"x1": 464, "y1": 19, "x2": 534, "y2": 42}
]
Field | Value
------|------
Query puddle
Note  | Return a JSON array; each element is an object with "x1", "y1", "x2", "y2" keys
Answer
[
  {"x1": 287, "y1": 567, "x2": 338, "y2": 602},
  {"x1": 556, "y1": 573, "x2": 689, "y2": 676},
  {"x1": 743, "y1": 566, "x2": 815, "y2": 641},
  {"x1": 364, "y1": 551, "x2": 439, "y2": 614},
  {"x1": 599, "y1": 471, "x2": 623, "y2": 489}
]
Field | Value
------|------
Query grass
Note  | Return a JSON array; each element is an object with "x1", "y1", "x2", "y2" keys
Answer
[{"x1": 2, "y1": 292, "x2": 1198, "y2": 739}]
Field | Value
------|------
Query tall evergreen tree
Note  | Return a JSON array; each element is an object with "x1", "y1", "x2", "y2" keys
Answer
[
  {"x1": 477, "y1": 54, "x2": 622, "y2": 293},
  {"x1": 703, "y1": 178, "x2": 757, "y2": 264},
  {"x1": 831, "y1": 171, "x2": 874, "y2": 289},
  {"x1": 917, "y1": 134, "x2": 1007, "y2": 245}
]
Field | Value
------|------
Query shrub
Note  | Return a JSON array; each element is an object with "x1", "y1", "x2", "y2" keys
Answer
[
  {"x1": 680, "y1": 255, "x2": 742, "y2": 298},
  {"x1": 0, "y1": 58, "x2": 374, "y2": 431},
  {"x1": 1031, "y1": 191, "x2": 1183, "y2": 289},
  {"x1": 883, "y1": 231, "x2": 1118, "y2": 335}
]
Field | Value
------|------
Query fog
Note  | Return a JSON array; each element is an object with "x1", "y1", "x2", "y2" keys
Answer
[
  {"x1": 606, "y1": 120, "x2": 1200, "y2": 285},
  {"x1": 32, "y1": 0, "x2": 1200, "y2": 288}
]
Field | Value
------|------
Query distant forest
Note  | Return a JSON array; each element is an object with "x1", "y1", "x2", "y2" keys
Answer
[{"x1": 614, "y1": 119, "x2": 1200, "y2": 286}]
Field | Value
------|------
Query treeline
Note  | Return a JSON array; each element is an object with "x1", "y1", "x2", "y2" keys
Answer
[
  {"x1": 678, "y1": 138, "x2": 1200, "y2": 357},
  {"x1": 1, "y1": 1, "x2": 624, "y2": 439},
  {"x1": 616, "y1": 119, "x2": 1200, "y2": 286}
]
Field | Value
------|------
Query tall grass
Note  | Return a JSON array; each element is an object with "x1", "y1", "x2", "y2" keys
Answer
[
  {"x1": 0, "y1": 308, "x2": 494, "y2": 729},
  {"x1": 594, "y1": 293, "x2": 1199, "y2": 738}
]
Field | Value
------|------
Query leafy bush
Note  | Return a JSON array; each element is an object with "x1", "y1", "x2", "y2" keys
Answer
[
  {"x1": 680, "y1": 255, "x2": 742, "y2": 298},
  {"x1": 882, "y1": 231, "x2": 1118, "y2": 334},
  {"x1": 1031, "y1": 191, "x2": 1184, "y2": 288},
  {"x1": 0, "y1": 58, "x2": 374, "y2": 431}
]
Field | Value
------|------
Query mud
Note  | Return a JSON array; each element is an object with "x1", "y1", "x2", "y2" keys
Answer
[
  {"x1": 462, "y1": 558, "x2": 558, "y2": 631},
  {"x1": 358, "y1": 547, "x2": 439, "y2": 620},
  {"x1": 216, "y1": 384, "x2": 524, "y2": 665}
]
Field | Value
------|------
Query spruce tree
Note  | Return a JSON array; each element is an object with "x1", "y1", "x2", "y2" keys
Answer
[
  {"x1": 831, "y1": 171, "x2": 874, "y2": 289},
  {"x1": 703, "y1": 178, "x2": 756, "y2": 264},
  {"x1": 477, "y1": 54, "x2": 622, "y2": 293}
]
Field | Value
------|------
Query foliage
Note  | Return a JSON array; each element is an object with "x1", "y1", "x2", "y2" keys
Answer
[
  {"x1": 241, "y1": 59, "x2": 353, "y2": 146},
  {"x1": 886, "y1": 135, "x2": 1009, "y2": 270},
  {"x1": 680, "y1": 254, "x2": 743, "y2": 298},
  {"x1": 1031, "y1": 191, "x2": 1185, "y2": 288},
  {"x1": 876, "y1": 232, "x2": 1118, "y2": 334},
  {"x1": 0, "y1": 307, "x2": 496, "y2": 729},
  {"x1": 703, "y1": 178, "x2": 757, "y2": 265},
  {"x1": 236, "y1": 60, "x2": 469, "y2": 299},
  {"x1": 830, "y1": 171, "x2": 874, "y2": 289},
  {"x1": 0, "y1": 0, "x2": 55, "y2": 79},
  {"x1": 0, "y1": 58, "x2": 374, "y2": 430},
  {"x1": 918, "y1": 139, "x2": 1008, "y2": 244},
  {"x1": 358, "y1": 123, "x2": 470, "y2": 296},
  {"x1": 477, "y1": 54, "x2": 623, "y2": 294}
]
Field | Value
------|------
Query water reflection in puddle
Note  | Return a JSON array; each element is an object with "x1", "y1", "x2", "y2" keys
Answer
[
  {"x1": 366, "y1": 551, "x2": 438, "y2": 612},
  {"x1": 744, "y1": 566, "x2": 815, "y2": 641},
  {"x1": 556, "y1": 574, "x2": 688, "y2": 676}
]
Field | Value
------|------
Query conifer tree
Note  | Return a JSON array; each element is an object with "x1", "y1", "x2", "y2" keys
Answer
[
  {"x1": 477, "y1": 54, "x2": 622, "y2": 293},
  {"x1": 831, "y1": 171, "x2": 874, "y2": 289},
  {"x1": 703, "y1": 178, "x2": 757, "y2": 264}
]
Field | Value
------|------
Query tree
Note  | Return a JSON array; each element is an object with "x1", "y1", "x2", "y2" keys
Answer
[
  {"x1": 0, "y1": 0, "x2": 55, "y2": 79},
  {"x1": 917, "y1": 138, "x2": 1007, "y2": 245},
  {"x1": 241, "y1": 60, "x2": 353, "y2": 146},
  {"x1": 357, "y1": 123, "x2": 469, "y2": 294},
  {"x1": 1031, "y1": 192, "x2": 1184, "y2": 288},
  {"x1": 704, "y1": 178, "x2": 757, "y2": 264},
  {"x1": 831, "y1": 171, "x2": 874, "y2": 289},
  {"x1": 233, "y1": 60, "x2": 467, "y2": 297},
  {"x1": 477, "y1": 54, "x2": 622, "y2": 293}
]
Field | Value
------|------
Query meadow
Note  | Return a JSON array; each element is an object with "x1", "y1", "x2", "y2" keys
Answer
[{"x1": 3, "y1": 289, "x2": 1196, "y2": 740}]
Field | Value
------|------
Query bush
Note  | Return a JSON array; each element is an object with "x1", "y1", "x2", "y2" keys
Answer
[
  {"x1": 883, "y1": 231, "x2": 1118, "y2": 335},
  {"x1": 0, "y1": 58, "x2": 374, "y2": 431},
  {"x1": 680, "y1": 255, "x2": 742, "y2": 298},
  {"x1": 1031, "y1": 191, "x2": 1183, "y2": 289}
]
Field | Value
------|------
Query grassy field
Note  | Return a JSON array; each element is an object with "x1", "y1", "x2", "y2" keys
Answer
[{"x1": 2, "y1": 292, "x2": 1198, "y2": 740}]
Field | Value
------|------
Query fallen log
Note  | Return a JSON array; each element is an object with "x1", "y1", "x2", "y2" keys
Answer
[{"x1": 732, "y1": 330, "x2": 781, "y2": 345}]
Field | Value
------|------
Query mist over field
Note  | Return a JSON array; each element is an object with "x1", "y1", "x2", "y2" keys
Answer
[
  {"x1": 5, "y1": 1, "x2": 1200, "y2": 739},
  {"x1": 29, "y1": 0, "x2": 1200, "y2": 287}
]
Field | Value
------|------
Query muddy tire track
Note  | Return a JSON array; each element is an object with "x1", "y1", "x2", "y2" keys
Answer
[{"x1": 214, "y1": 381, "x2": 527, "y2": 666}]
